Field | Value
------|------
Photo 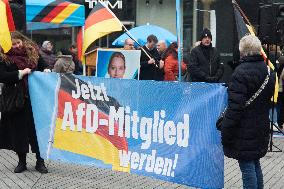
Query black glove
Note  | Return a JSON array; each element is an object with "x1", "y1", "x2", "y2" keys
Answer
[
  {"x1": 222, "y1": 83, "x2": 229, "y2": 87},
  {"x1": 206, "y1": 76, "x2": 218, "y2": 83}
]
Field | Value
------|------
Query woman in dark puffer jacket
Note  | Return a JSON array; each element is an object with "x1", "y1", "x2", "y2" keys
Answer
[{"x1": 221, "y1": 35, "x2": 276, "y2": 189}]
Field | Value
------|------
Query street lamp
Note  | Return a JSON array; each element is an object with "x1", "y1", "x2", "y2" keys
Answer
[{"x1": 146, "y1": 0, "x2": 149, "y2": 6}]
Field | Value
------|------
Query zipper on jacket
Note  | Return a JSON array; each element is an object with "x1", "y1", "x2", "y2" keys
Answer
[
  {"x1": 209, "y1": 60, "x2": 212, "y2": 76},
  {"x1": 209, "y1": 49, "x2": 212, "y2": 76}
]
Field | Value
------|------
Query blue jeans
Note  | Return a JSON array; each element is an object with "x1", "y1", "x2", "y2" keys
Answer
[{"x1": 238, "y1": 159, "x2": 263, "y2": 189}]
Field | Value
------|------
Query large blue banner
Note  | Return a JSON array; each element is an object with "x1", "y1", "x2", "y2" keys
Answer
[{"x1": 29, "y1": 72, "x2": 227, "y2": 188}]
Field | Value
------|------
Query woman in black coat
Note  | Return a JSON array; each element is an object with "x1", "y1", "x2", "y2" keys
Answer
[
  {"x1": 0, "y1": 31, "x2": 48, "y2": 174},
  {"x1": 221, "y1": 35, "x2": 276, "y2": 189}
]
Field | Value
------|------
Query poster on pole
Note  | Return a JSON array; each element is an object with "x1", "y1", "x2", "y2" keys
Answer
[{"x1": 96, "y1": 48, "x2": 140, "y2": 79}]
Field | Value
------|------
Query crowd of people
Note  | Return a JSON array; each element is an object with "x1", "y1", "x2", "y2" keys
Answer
[
  {"x1": 121, "y1": 28, "x2": 223, "y2": 82},
  {"x1": 0, "y1": 28, "x2": 284, "y2": 189},
  {"x1": 39, "y1": 40, "x2": 82, "y2": 75}
]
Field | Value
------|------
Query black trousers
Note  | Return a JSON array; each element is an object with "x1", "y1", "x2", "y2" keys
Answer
[{"x1": 16, "y1": 99, "x2": 43, "y2": 163}]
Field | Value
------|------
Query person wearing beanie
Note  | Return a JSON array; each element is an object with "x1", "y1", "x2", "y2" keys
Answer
[
  {"x1": 39, "y1": 40, "x2": 56, "y2": 70},
  {"x1": 188, "y1": 28, "x2": 224, "y2": 82}
]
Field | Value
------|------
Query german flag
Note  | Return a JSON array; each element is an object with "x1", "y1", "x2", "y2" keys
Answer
[
  {"x1": 1, "y1": 0, "x2": 15, "y2": 31},
  {"x1": 233, "y1": 0, "x2": 278, "y2": 102},
  {"x1": 0, "y1": 0, "x2": 12, "y2": 53},
  {"x1": 31, "y1": 0, "x2": 81, "y2": 24},
  {"x1": 76, "y1": 28, "x2": 83, "y2": 62},
  {"x1": 53, "y1": 74, "x2": 129, "y2": 172},
  {"x1": 82, "y1": 2, "x2": 122, "y2": 59}
]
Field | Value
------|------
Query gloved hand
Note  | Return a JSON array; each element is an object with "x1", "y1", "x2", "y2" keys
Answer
[
  {"x1": 222, "y1": 83, "x2": 229, "y2": 87},
  {"x1": 206, "y1": 76, "x2": 218, "y2": 83}
]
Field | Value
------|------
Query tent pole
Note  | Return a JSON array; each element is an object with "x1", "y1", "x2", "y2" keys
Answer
[
  {"x1": 176, "y1": 0, "x2": 182, "y2": 81},
  {"x1": 82, "y1": 26, "x2": 86, "y2": 76}
]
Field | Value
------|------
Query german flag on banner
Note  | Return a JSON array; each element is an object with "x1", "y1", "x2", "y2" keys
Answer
[
  {"x1": 81, "y1": 2, "x2": 122, "y2": 60},
  {"x1": 53, "y1": 74, "x2": 129, "y2": 172},
  {"x1": 26, "y1": 0, "x2": 84, "y2": 30},
  {"x1": 232, "y1": 0, "x2": 278, "y2": 102}
]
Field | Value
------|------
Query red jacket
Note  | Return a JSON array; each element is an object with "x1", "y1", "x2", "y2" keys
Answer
[{"x1": 164, "y1": 54, "x2": 187, "y2": 81}]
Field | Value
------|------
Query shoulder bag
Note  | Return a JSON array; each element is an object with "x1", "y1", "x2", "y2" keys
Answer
[
  {"x1": 216, "y1": 66, "x2": 271, "y2": 130},
  {"x1": 0, "y1": 80, "x2": 25, "y2": 113}
]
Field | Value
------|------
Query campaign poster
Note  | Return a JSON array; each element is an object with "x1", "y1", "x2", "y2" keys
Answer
[{"x1": 96, "y1": 49, "x2": 141, "y2": 79}]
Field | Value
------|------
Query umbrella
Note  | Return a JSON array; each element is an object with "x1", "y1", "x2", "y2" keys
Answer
[{"x1": 112, "y1": 24, "x2": 177, "y2": 47}]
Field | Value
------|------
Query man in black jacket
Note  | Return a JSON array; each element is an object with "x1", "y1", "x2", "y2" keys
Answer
[
  {"x1": 188, "y1": 28, "x2": 224, "y2": 82},
  {"x1": 139, "y1": 35, "x2": 164, "y2": 81}
]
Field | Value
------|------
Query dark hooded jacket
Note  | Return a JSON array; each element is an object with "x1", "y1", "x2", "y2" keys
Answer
[
  {"x1": 139, "y1": 45, "x2": 164, "y2": 81},
  {"x1": 221, "y1": 55, "x2": 276, "y2": 160},
  {"x1": 39, "y1": 48, "x2": 56, "y2": 69}
]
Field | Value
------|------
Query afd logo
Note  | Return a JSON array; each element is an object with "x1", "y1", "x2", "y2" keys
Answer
[{"x1": 85, "y1": 0, "x2": 123, "y2": 9}]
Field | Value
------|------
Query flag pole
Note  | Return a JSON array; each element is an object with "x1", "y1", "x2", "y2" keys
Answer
[
  {"x1": 122, "y1": 25, "x2": 159, "y2": 68},
  {"x1": 82, "y1": 25, "x2": 86, "y2": 76},
  {"x1": 232, "y1": 0, "x2": 255, "y2": 33},
  {"x1": 176, "y1": 0, "x2": 182, "y2": 81},
  {"x1": 46, "y1": 75, "x2": 62, "y2": 161}
]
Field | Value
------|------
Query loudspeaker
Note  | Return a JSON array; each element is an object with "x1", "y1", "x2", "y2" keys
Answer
[{"x1": 258, "y1": 3, "x2": 284, "y2": 45}]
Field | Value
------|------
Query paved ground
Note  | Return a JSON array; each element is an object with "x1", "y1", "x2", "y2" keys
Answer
[{"x1": 0, "y1": 137, "x2": 283, "y2": 189}]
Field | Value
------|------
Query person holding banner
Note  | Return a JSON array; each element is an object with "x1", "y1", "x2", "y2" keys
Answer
[
  {"x1": 0, "y1": 31, "x2": 48, "y2": 174},
  {"x1": 107, "y1": 52, "x2": 126, "y2": 79},
  {"x1": 220, "y1": 35, "x2": 275, "y2": 189},
  {"x1": 188, "y1": 28, "x2": 223, "y2": 82}
]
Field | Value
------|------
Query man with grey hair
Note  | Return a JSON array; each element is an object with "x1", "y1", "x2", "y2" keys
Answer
[
  {"x1": 220, "y1": 34, "x2": 276, "y2": 189},
  {"x1": 157, "y1": 40, "x2": 167, "y2": 56},
  {"x1": 123, "y1": 38, "x2": 135, "y2": 50}
]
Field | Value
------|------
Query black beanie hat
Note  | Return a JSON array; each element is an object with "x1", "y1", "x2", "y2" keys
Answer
[{"x1": 200, "y1": 28, "x2": 212, "y2": 40}]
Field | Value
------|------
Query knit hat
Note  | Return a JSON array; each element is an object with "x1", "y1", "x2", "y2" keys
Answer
[
  {"x1": 42, "y1": 41, "x2": 51, "y2": 49},
  {"x1": 199, "y1": 28, "x2": 212, "y2": 40}
]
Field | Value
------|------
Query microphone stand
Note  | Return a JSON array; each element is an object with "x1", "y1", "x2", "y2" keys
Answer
[{"x1": 267, "y1": 43, "x2": 284, "y2": 152}]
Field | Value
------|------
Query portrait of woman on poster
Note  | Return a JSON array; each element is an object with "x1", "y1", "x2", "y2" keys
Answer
[{"x1": 107, "y1": 52, "x2": 126, "y2": 79}]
